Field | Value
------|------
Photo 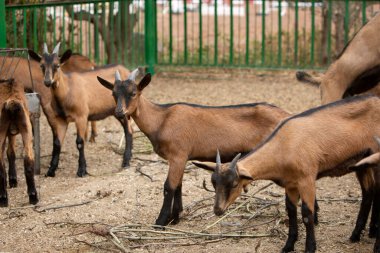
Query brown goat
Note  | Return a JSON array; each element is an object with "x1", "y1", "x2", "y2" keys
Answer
[
  {"x1": 97, "y1": 68, "x2": 292, "y2": 226},
  {"x1": 295, "y1": 12, "x2": 380, "y2": 242},
  {"x1": 0, "y1": 78, "x2": 38, "y2": 207},
  {"x1": 29, "y1": 43, "x2": 131, "y2": 177},
  {"x1": 0, "y1": 50, "x2": 98, "y2": 185},
  {"x1": 296, "y1": 12, "x2": 380, "y2": 103},
  {"x1": 200, "y1": 94, "x2": 380, "y2": 253}
]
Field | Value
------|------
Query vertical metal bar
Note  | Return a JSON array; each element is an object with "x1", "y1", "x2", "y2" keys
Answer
[
  {"x1": 184, "y1": 0, "x2": 188, "y2": 64},
  {"x1": 87, "y1": 3, "x2": 91, "y2": 60},
  {"x1": 362, "y1": 0, "x2": 367, "y2": 24},
  {"x1": 23, "y1": 9, "x2": 27, "y2": 48},
  {"x1": 327, "y1": 0, "x2": 332, "y2": 64},
  {"x1": 102, "y1": 2, "x2": 106, "y2": 64},
  {"x1": 53, "y1": 7, "x2": 56, "y2": 45},
  {"x1": 110, "y1": 1, "x2": 114, "y2": 63},
  {"x1": 32, "y1": 115, "x2": 40, "y2": 175},
  {"x1": 122, "y1": 2, "x2": 127, "y2": 66},
  {"x1": 145, "y1": 0, "x2": 156, "y2": 74},
  {"x1": 116, "y1": 1, "x2": 121, "y2": 64},
  {"x1": 229, "y1": 1, "x2": 233, "y2": 65},
  {"x1": 294, "y1": 0, "x2": 298, "y2": 66},
  {"x1": 33, "y1": 8, "x2": 37, "y2": 52},
  {"x1": 12, "y1": 10, "x2": 17, "y2": 48},
  {"x1": 62, "y1": 6, "x2": 65, "y2": 52},
  {"x1": 214, "y1": 0, "x2": 218, "y2": 65},
  {"x1": 70, "y1": 6, "x2": 74, "y2": 50},
  {"x1": 169, "y1": 0, "x2": 173, "y2": 64},
  {"x1": 199, "y1": 0, "x2": 203, "y2": 65},
  {"x1": 79, "y1": 5, "x2": 83, "y2": 55},
  {"x1": 311, "y1": 0, "x2": 315, "y2": 66},
  {"x1": 261, "y1": 1, "x2": 266, "y2": 66},
  {"x1": 278, "y1": 0, "x2": 282, "y2": 66},
  {"x1": 245, "y1": 0, "x2": 249, "y2": 66},
  {"x1": 0, "y1": 0, "x2": 5, "y2": 47},
  {"x1": 43, "y1": 8, "x2": 47, "y2": 44},
  {"x1": 344, "y1": 0, "x2": 349, "y2": 45},
  {"x1": 94, "y1": 3, "x2": 99, "y2": 64}
]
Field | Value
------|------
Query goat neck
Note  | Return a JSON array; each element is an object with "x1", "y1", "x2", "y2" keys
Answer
[
  {"x1": 130, "y1": 95, "x2": 166, "y2": 138},
  {"x1": 49, "y1": 70, "x2": 69, "y2": 100}
]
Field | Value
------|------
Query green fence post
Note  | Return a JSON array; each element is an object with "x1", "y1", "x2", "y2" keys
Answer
[
  {"x1": 0, "y1": 1, "x2": 6, "y2": 48},
  {"x1": 145, "y1": 0, "x2": 156, "y2": 74}
]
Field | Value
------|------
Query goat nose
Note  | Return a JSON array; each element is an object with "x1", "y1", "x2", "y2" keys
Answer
[
  {"x1": 44, "y1": 80, "x2": 52, "y2": 87},
  {"x1": 214, "y1": 206, "x2": 225, "y2": 216},
  {"x1": 115, "y1": 110, "x2": 125, "y2": 119}
]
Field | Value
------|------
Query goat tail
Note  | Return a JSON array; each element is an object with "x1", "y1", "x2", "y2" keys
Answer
[
  {"x1": 356, "y1": 168, "x2": 376, "y2": 192},
  {"x1": 5, "y1": 100, "x2": 23, "y2": 113},
  {"x1": 295, "y1": 71, "x2": 322, "y2": 86}
]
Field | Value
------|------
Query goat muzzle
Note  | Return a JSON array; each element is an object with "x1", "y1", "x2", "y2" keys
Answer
[{"x1": 214, "y1": 206, "x2": 225, "y2": 216}]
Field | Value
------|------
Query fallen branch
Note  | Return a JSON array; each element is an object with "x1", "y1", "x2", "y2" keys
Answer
[
  {"x1": 35, "y1": 199, "x2": 98, "y2": 213},
  {"x1": 135, "y1": 166, "x2": 154, "y2": 182}
]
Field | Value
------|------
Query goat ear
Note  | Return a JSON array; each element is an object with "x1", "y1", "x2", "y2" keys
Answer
[
  {"x1": 60, "y1": 49, "x2": 72, "y2": 64},
  {"x1": 28, "y1": 49, "x2": 42, "y2": 62},
  {"x1": 237, "y1": 167, "x2": 253, "y2": 181},
  {"x1": 349, "y1": 153, "x2": 380, "y2": 171},
  {"x1": 192, "y1": 162, "x2": 215, "y2": 172},
  {"x1": 97, "y1": 76, "x2": 114, "y2": 90},
  {"x1": 138, "y1": 73, "x2": 151, "y2": 91}
]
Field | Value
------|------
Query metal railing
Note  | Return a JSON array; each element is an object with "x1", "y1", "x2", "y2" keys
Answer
[
  {"x1": 3, "y1": 0, "x2": 146, "y2": 70},
  {"x1": 2, "y1": 1, "x2": 380, "y2": 71}
]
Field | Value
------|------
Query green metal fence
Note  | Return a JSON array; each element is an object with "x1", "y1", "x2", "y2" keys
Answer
[
  {"x1": 3, "y1": 0, "x2": 147, "y2": 70},
  {"x1": 2, "y1": 1, "x2": 380, "y2": 71},
  {"x1": 156, "y1": 0, "x2": 380, "y2": 69}
]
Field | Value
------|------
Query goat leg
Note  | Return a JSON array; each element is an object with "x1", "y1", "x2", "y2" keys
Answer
[
  {"x1": 302, "y1": 201, "x2": 316, "y2": 253},
  {"x1": 118, "y1": 117, "x2": 132, "y2": 168},
  {"x1": 314, "y1": 197, "x2": 320, "y2": 225},
  {"x1": 170, "y1": 184, "x2": 183, "y2": 225},
  {"x1": 76, "y1": 135, "x2": 87, "y2": 177},
  {"x1": 350, "y1": 171, "x2": 374, "y2": 242},
  {"x1": 282, "y1": 190, "x2": 299, "y2": 253},
  {"x1": 369, "y1": 185, "x2": 380, "y2": 238},
  {"x1": 0, "y1": 160, "x2": 8, "y2": 207},
  {"x1": 156, "y1": 179, "x2": 175, "y2": 226},
  {"x1": 7, "y1": 135, "x2": 17, "y2": 188},
  {"x1": 46, "y1": 121, "x2": 68, "y2": 177}
]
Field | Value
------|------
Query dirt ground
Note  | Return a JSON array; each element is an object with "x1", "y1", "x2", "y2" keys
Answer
[{"x1": 0, "y1": 68, "x2": 376, "y2": 253}]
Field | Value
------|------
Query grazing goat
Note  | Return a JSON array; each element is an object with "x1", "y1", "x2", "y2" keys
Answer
[
  {"x1": 199, "y1": 94, "x2": 380, "y2": 253},
  {"x1": 296, "y1": 12, "x2": 380, "y2": 103},
  {"x1": 0, "y1": 78, "x2": 38, "y2": 207},
  {"x1": 295, "y1": 12, "x2": 380, "y2": 242},
  {"x1": 97, "y1": 68, "x2": 292, "y2": 226},
  {"x1": 29, "y1": 43, "x2": 132, "y2": 177}
]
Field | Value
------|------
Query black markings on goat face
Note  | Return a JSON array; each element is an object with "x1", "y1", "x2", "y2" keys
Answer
[
  {"x1": 40, "y1": 53, "x2": 60, "y2": 88},
  {"x1": 112, "y1": 79, "x2": 138, "y2": 119}
]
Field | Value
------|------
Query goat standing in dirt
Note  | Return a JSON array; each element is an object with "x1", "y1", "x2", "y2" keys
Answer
[
  {"x1": 200, "y1": 95, "x2": 380, "y2": 253},
  {"x1": 0, "y1": 78, "x2": 38, "y2": 207},
  {"x1": 97, "y1": 68, "x2": 294, "y2": 226},
  {"x1": 296, "y1": 12, "x2": 380, "y2": 242},
  {"x1": 29, "y1": 43, "x2": 132, "y2": 177}
]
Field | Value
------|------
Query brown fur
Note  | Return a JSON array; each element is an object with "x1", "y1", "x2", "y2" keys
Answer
[
  {"x1": 97, "y1": 71, "x2": 290, "y2": 226},
  {"x1": 30, "y1": 47, "x2": 131, "y2": 177},
  {"x1": 0, "y1": 79, "x2": 37, "y2": 206},
  {"x1": 212, "y1": 95, "x2": 380, "y2": 251},
  {"x1": 296, "y1": 12, "x2": 380, "y2": 104}
]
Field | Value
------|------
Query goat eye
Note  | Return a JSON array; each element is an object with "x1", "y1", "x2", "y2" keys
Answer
[
  {"x1": 53, "y1": 64, "x2": 60, "y2": 69},
  {"x1": 232, "y1": 182, "x2": 239, "y2": 188}
]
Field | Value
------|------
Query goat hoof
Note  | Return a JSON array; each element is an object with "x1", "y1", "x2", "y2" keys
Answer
[
  {"x1": 281, "y1": 246, "x2": 294, "y2": 253},
  {"x1": 369, "y1": 228, "x2": 377, "y2": 238},
  {"x1": 0, "y1": 194, "x2": 8, "y2": 207},
  {"x1": 9, "y1": 179, "x2": 17, "y2": 188},
  {"x1": 76, "y1": 170, "x2": 88, "y2": 177},
  {"x1": 155, "y1": 217, "x2": 170, "y2": 227},
  {"x1": 45, "y1": 170, "x2": 56, "y2": 177},
  {"x1": 28, "y1": 192, "x2": 39, "y2": 205},
  {"x1": 349, "y1": 232, "x2": 361, "y2": 243},
  {"x1": 122, "y1": 161, "x2": 130, "y2": 168},
  {"x1": 89, "y1": 137, "x2": 96, "y2": 143}
]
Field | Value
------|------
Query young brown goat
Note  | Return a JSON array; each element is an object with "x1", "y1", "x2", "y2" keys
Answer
[
  {"x1": 296, "y1": 12, "x2": 380, "y2": 242},
  {"x1": 296, "y1": 12, "x2": 380, "y2": 103},
  {"x1": 0, "y1": 49, "x2": 98, "y2": 185},
  {"x1": 29, "y1": 43, "x2": 132, "y2": 177},
  {"x1": 0, "y1": 78, "x2": 38, "y2": 207},
  {"x1": 200, "y1": 94, "x2": 380, "y2": 253},
  {"x1": 97, "y1": 68, "x2": 292, "y2": 226}
]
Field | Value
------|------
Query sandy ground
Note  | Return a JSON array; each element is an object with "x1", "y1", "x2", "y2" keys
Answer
[{"x1": 0, "y1": 68, "x2": 375, "y2": 252}]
